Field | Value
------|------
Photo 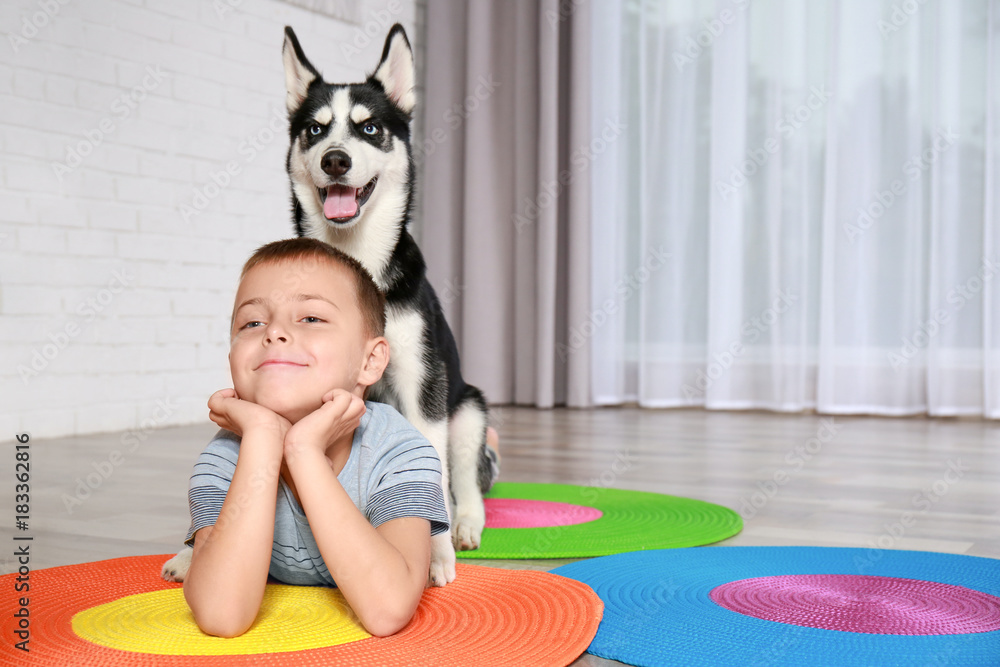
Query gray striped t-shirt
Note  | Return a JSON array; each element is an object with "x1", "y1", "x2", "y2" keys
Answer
[{"x1": 183, "y1": 401, "x2": 449, "y2": 587}]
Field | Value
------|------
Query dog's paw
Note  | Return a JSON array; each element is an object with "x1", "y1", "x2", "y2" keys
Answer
[
  {"x1": 451, "y1": 501, "x2": 485, "y2": 551},
  {"x1": 427, "y1": 533, "x2": 456, "y2": 587},
  {"x1": 161, "y1": 547, "x2": 192, "y2": 582}
]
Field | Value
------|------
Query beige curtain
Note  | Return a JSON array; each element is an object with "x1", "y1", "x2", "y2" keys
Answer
[{"x1": 419, "y1": 0, "x2": 592, "y2": 408}]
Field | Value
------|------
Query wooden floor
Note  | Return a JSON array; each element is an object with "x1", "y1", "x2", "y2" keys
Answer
[{"x1": 3, "y1": 406, "x2": 998, "y2": 666}]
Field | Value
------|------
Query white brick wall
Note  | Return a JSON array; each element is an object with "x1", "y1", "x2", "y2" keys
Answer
[{"x1": 0, "y1": 0, "x2": 420, "y2": 441}]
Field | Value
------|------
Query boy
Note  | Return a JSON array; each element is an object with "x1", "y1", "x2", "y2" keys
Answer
[{"x1": 181, "y1": 237, "x2": 449, "y2": 639}]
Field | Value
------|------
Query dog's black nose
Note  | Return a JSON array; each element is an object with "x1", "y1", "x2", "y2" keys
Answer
[{"x1": 321, "y1": 150, "x2": 352, "y2": 178}]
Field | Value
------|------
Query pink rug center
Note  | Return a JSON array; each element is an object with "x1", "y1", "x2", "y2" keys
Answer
[
  {"x1": 484, "y1": 498, "x2": 603, "y2": 529},
  {"x1": 710, "y1": 574, "x2": 1000, "y2": 635}
]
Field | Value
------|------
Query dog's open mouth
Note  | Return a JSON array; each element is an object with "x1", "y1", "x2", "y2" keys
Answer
[{"x1": 319, "y1": 177, "x2": 378, "y2": 223}]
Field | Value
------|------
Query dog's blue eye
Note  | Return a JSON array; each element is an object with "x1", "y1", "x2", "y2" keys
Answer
[
  {"x1": 309, "y1": 124, "x2": 323, "y2": 136},
  {"x1": 362, "y1": 122, "x2": 379, "y2": 136}
]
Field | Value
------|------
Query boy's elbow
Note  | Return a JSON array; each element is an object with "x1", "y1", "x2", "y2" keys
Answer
[
  {"x1": 192, "y1": 608, "x2": 254, "y2": 638},
  {"x1": 360, "y1": 602, "x2": 416, "y2": 638},
  {"x1": 185, "y1": 588, "x2": 255, "y2": 638}
]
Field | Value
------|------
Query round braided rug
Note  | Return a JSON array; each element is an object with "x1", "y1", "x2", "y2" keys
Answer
[
  {"x1": 457, "y1": 482, "x2": 742, "y2": 559},
  {"x1": 0, "y1": 555, "x2": 602, "y2": 666},
  {"x1": 552, "y1": 546, "x2": 1000, "y2": 666}
]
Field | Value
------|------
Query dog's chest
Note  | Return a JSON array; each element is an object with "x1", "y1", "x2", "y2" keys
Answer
[{"x1": 370, "y1": 306, "x2": 426, "y2": 408}]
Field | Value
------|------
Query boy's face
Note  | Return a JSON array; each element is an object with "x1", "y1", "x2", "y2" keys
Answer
[{"x1": 229, "y1": 258, "x2": 372, "y2": 423}]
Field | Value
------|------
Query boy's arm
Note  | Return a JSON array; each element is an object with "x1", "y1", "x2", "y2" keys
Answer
[
  {"x1": 284, "y1": 447, "x2": 431, "y2": 637},
  {"x1": 182, "y1": 391, "x2": 288, "y2": 638}
]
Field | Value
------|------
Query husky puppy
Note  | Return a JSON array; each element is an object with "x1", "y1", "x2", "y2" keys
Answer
[{"x1": 162, "y1": 24, "x2": 491, "y2": 587}]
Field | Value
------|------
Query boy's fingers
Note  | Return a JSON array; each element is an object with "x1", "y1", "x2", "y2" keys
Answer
[
  {"x1": 318, "y1": 392, "x2": 365, "y2": 426},
  {"x1": 330, "y1": 390, "x2": 354, "y2": 413},
  {"x1": 350, "y1": 394, "x2": 366, "y2": 416},
  {"x1": 344, "y1": 396, "x2": 366, "y2": 425},
  {"x1": 208, "y1": 388, "x2": 237, "y2": 410}
]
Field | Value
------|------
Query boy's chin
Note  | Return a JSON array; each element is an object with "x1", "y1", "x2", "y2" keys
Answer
[
  {"x1": 249, "y1": 396, "x2": 313, "y2": 425},
  {"x1": 269, "y1": 405, "x2": 312, "y2": 424}
]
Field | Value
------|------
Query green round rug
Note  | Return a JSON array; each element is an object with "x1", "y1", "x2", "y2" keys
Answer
[{"x1": 457, "y1": 482, "x2": 743, "y2": 560}]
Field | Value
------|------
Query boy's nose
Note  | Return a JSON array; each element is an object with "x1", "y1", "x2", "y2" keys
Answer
[{"x1": 265, "y1": 325, "x2": 289, "y2": 343}]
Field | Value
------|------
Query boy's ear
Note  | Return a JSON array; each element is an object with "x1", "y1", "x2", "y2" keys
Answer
[
  {"x1": 358, "y1": 337, "x2": 390, "y2": 388},
  {"x1": 283, "y1": 26, "x2": 320, "y2": 112},
  {"x1": 372, "y1": 24, "x2": 415, "y2": 114}
]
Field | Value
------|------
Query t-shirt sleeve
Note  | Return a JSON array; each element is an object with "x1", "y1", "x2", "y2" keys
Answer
[
  {"x1": 183, "y1": 434, "x2": 240, "y2": 547},
  {"x1": 366, "y1": 424, "x2": 450, "y2": 537}
]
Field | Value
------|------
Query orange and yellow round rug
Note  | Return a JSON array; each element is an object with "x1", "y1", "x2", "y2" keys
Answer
[{"x1": 1, "y1": 555, "x2": 602, "y2": 666}]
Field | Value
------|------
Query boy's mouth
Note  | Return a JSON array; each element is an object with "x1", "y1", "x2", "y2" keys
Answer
[
  {"x1": 257, "y1": 359, "x2": 308, "y2": 370},
  {"x1": 319, "y1": 177, "x2": 378, "y2": 223}
]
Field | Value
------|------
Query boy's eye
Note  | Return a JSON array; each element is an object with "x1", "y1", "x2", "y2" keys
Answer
[
  {"x1": 301, "y1": 316, "x2": 323, "y2": 324},
  {"x1": 241, "y1": 321, "x2": 263, "y2": 329}
]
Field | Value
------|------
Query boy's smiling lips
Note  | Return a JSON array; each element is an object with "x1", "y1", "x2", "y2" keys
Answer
[{"x1": 256, "y1": 358, "x2": 309, "y2": 370}]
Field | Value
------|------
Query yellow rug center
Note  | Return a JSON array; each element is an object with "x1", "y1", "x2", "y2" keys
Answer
[{"x1": 72, "y1": 585, "x2": 371, "y2": 655}]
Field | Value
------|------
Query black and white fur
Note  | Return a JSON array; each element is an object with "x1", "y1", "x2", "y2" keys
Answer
[{"x1": 162, "y1": 24, "x2": 492, "y2": 587}]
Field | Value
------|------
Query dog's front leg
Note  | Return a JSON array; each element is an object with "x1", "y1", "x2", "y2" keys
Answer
[
  {"x1": 448, "y1": 401, "x2": 487, "y2": 550},
  {"x1": 161, "y1": 546, "x2": 193, "y2": 582},
  {"x1": 412, "y1": 417, "x2": 457, "y2": 586},
  {"x1": 429, "y1": 532, "x2": 456, "y2": 587}
]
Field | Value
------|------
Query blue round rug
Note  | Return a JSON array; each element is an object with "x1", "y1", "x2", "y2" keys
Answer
[{"x1": 552, "y1": 547, "x2": 1000, "y2": 666}]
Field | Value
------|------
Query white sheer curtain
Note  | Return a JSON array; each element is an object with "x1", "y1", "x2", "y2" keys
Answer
[{"x1": 590, "y1": 0, "x2": 1000, "y2": 418}]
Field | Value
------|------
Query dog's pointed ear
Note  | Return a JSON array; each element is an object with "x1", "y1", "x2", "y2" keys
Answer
[
  {"x1": 283, "y1": 26, "x2": 320, "y2": 112},
  {"x1": 372, "y1": 24, "x2": 415, "y2": 114}
]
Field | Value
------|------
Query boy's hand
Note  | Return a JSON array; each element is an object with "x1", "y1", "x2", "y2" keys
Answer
[
  {"x1": 284, "y1": 390, "x2": 366, "y2": 459},
  {"x1": 208, "y1": 388, "x2": 291, "y2": 438}
]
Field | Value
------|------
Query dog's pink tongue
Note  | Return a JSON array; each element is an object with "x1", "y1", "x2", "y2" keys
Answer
[{"x1": 324, "y1": 185, "x2": 358, "y2": 219}]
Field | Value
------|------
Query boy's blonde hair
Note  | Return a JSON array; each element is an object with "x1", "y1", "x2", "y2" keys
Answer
[{"x1": 235, "y1": 237, "x2": 386, "y2": 339}]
